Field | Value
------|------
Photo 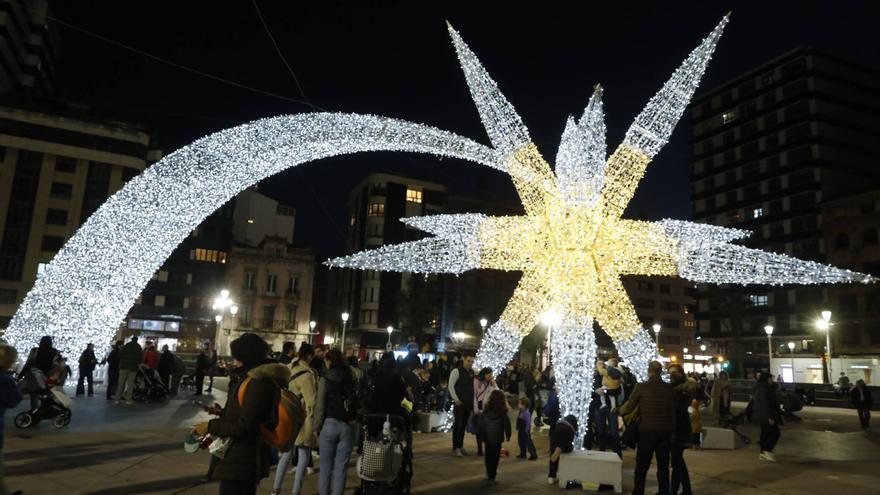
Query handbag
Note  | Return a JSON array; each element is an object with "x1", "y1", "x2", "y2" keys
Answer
[{"x1": 359, "y1": 439, "x2": 402, "y2": 480}]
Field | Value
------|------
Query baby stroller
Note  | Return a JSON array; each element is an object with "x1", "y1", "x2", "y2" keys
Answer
[
  {"x1": 15, "y1": 369, "x2": 72, "y2": 429},
  {"x1": 134, "y1": 364, "x2": 168, "y2": 402},
  {"x1": 718, "y1": 409, "x2": 751, "y2": 444},
  {"x1": 354, "y1": 414, "x2": 412, "y2": 495}
]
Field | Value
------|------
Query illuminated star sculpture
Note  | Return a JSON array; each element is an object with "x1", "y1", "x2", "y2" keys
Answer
[{"x1": 328, "y1": 16, "x2": 872, "y2": 429}]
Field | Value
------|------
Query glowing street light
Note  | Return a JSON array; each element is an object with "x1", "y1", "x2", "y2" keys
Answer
[
  {"x1": 764, "y1": 324, "x2": 774, "y2": 366},
  {"x1": 652, "y1": 323, "x2": 661, "y2": 347},
  {"x1": 787, "y1": 341, "x2": 796, "y2": 379},
  {"x1": 700, "y1": 344, "x2": 706, "y2": 352},
  {"x1": 816, "y1": 310, "x2": 833, "y2": 383},
  {"x1": 386, "y1": 325, "x2": 394, "y2": 349},
  {"x1": 479, "y1": 318, "x2": 488, "y2": 336},
  {"x1": 309, "y1": 320, "x2": 316, "y2": 344},
  {"x1": 341, "y1": 312, "x2": 350, "y2": 350}
]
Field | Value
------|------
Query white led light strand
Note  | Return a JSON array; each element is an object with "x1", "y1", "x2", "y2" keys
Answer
[{"x1": 550, "y1": 313, "x2": 596, "y2": 447}]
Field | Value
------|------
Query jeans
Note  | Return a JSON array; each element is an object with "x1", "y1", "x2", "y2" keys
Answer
[
  {"x1": 632, "y1": 431, "x2": 671, "y2": 495},
  {"x1": 106, "y1": 369, "x2": 118, "y2": 399},
  {"x1": 319, "y1": 418, "x2": 353, "y2": 495},
  {"x1": 218, "y1": 479, "x2": 256, "y2": 495},
  {"x1": 517, "y1": 429, "x2": 537, "y2": 458},
  {"x1": 484, "y1": 441, "x2": 501, "y2": 480},
  {"x1": 594, "y1": 407, "x2": 620, "y2": 454},
  {"x1": 759, "y1": 423, "x2": 780, "y2": 452},
  {"x1": 452, "y1": 404, "x2": 470, "y2": 449},
  {"x1": 116, "y1": 369, "x2": 137, "y2": 402},
  {"x1": 670, "y1": 444, "x2": 692, "y2": 495},
  {"x1": 857, "y1": 407, "x2": 871, "y2": 429},
  {"x1": 274, "y1": 447, "x2": 310, "y2": 494},
  {"x1": 76, "y1": 370, "x2": 94, "y2": 396}
]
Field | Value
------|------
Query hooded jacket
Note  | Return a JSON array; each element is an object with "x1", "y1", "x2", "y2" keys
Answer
[
  {"x1": 207, "y1": 361, "x2": 290, "y2": 482},
  {"x1": 289, "y1": 358, "x2": 318, "y2": 448},
  {"x1": 478, "y1": 408, "x2": 511, "y2": 446}
]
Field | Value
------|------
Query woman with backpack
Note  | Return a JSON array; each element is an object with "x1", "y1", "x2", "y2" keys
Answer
[
  {"x1": 272, "y1": 344, "x2": 318, "y2": 495},
  {"x1": 191, "y1": 333, "x2": 290, "y2": 495},
  {"x1": 313, "y1": 348, "x2": 357, "y2": 495}
]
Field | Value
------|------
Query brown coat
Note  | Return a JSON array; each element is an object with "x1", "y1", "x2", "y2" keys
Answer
[
  {"x1": 620, "y1": 375, "x2": 675, "y2": 432},
  {"x1": 289, "y1": 358, "x2": 318, "y2": 448}
]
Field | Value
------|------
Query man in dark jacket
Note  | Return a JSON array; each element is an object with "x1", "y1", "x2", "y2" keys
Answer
[
  {"x1": 191, "y1": 333, "x2": 286, "y2": 495},
  {"x1": 102, "y1": 341, "x2": 122, "y2": 401},
  {"x1": 313, "y1": 349, "x2": 357, "y2": 495},
  {"x1": 619, "y1": 360, "x2": 675, "y2": 495},
  {"x1": 76, "y1": 343, "x2": 98, "y2": 397},
  {"x1": 851, "y1": 379, "x2": 873, "y2": 429},
  {"x1": 157, "y1": 345, "x2": 176, "y2": 391},
  {"x1": 449, "y1": 354, "x2": 475, "y2": 457},
  {"x1": 668, "y1": 364, "x2": 697, "y2": 495},
  {"x1": 194, "y1": 345, "x2": 210, "y2": 396},
  {"x1": 116, "y1": 336, "x2": 143, "y2": 404},
  {"x1": 752, "y1": 371, "x2": 781, "y2": 462}
]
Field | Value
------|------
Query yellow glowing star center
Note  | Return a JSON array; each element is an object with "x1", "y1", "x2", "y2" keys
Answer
[{"x1": 479, "y1": 143, "x2": 678, "y2": 340}]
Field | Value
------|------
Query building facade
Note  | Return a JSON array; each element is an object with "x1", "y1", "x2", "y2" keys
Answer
[
  {"x1": 0, "y1": 0, "x2": 58, "y2": 94},
  {"x1": 688, "y1": 47, "x2": 880, "y2": 377},
  {"x1": 0, "y1": 104, "x2": 160, "y2": 330}
]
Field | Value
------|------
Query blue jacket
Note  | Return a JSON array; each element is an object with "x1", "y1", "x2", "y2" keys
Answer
[
  {"x1": 543, "y1": 389, "x2": 559, "y2": 417},
  {"x1": 0, "y1": 371, "x2": 23, "y2": 449}
]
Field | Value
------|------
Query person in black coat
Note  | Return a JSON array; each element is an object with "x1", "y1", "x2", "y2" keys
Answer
[
  {"x1": 478, "y1": 390, "x2": 511, "y2": 484},
  {"x1": 101, "y1": 341, "x2": 122, "y2": 401},
  {"x1": 194, "y1": 345, "x2": 210, "y2": 396},
  {"x1": 76, "y1": 343, "x2": 98, "y2": 397},
  {"x1": 851, "y1": 379, "x2": 873, "y2": 429},
  {"x1": 157, "y1": 345, "x2": 176, "y2": 390}
]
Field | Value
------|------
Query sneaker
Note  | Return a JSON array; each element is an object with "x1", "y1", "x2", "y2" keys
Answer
[
  {"x1": 548, "y1": 477, "x2": 557, "y2": 485},
  {"x1": 125, "y1": 400, "x2": 134, "y2": 405},
  {"x1": 306, "y1": 467, "x2": 316, "y2": 474},
  {"x1": 760, "y1": 451, "x2": 777, "y2": 462},
  {"x1": 114, "y1": 400, "x2": 121, "y2": 404},
  {"x1": 459, "y1": 448, "x2": 469, "y2": 456},
  {"x1": 455, "y1": 448, "x2": 465, "y2": 458}
]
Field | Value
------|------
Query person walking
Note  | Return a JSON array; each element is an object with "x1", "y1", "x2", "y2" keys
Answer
[
  {"x1": 206, "y1": 348, "x2": 219, "y2": 393},
  {"x1": 158, "y1": 345, "x2": 176, "y2": 391},
  {"x1": 851, "y1": 379, "x2": 873, "y2": 429},
  {"x1": 272, "y1": 343, "x2": 319, "y2": 495},
  {"x1": 101, "y1": 341, "x2": 122, "y2": 401},
  {"x1": 448, "y1": 353, "x2": 475, "y2": 457},
  {"x1": 473, "y1": 367, "x2": 498, "y2": 457},
  {"x1": 115, "y1": 336, "x2": 142, "y2": 405},
  {"x1": 478, "y1": 390, "x2": 511, "y2": 485},
  {"x1": 314, "y1": 348, "x2": 357, "y2": 495},
  {"x1": 170, "y1": 351, "x2": 186, "y2": 396},
  {"x1": 194, "y1": 345, "x2": 210, "y2": 396},
  {"x1": 516, "y1": 397, "x2": 538, "y2": 460},
  {"x1": 669, "y1": 364, "x2": 697, "y2": 495},
  {"x1": 752, "y1": 371, "x2": 781, "y2": 462},
  {"x1": 76, "y1": 343, "x2": 98, "y2": 397},
  {"x1": 191, "y1": 333, "x2": 288, "y2": 495},
  {"x1": 618, "y1": 360, "x2": 675, "y2": 495},
  {"x1": 0, "y1": 342, "x2": 23, "y2": 495},
  {"x1": 710, "y1": 370, "x2": 730, "y2": 424}
]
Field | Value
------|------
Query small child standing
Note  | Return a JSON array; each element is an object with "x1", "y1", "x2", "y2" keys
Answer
[
  {"x1": 689, "y1": 397, "x2": 703, "y2": 448},
  {"x1": 516, "y1": 397, "x2": 538, "y2": 460},
  {"x1": 596, "y1": 358, "x2": 623, "y2": 411},
  {"x1": 478, "y1": 390, "x2": 511, "y2": 485}
]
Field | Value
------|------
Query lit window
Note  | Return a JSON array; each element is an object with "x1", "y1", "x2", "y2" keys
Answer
[
  {"x1": 406, "y1": 188, "x2": 423, "y2": 203},
  {"x1": 155, "y1": 270, "x2": 169, "y2": 282},
  {"x1": 749, "y1": 294, "x2": 768, "y2": 307},
  {"x1": 367, "y1": 203, "x2": 385, "y2": 217},
  {"x1": 722, "y1": 111, "x2": 736, "y2": 124},
  {"x1": 36, "y1": 263, "x2": 48, "y2": 279},
  {"x1": 186, "y1": 273, "x2": 193, "y2": 285},
  {"x1": 753, "y1": 207, "x2": 764, "y2": 219},
  {"x1": 247, "y1": 219, "x2": 254, "y2": 224},
  {"x1": 194, "y1": 249, "x2": 227, "y2": 263},
  {"x1": 154, "y1": 295, "x2": 166, "y2": 307},
  {"x1": 183, "y1": 297, "x2": 190, "y2": 309}
]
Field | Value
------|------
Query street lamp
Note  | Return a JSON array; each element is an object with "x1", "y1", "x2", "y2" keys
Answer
[
  {"x1": 386, "y1": 325, "x2": 394, "y2": 350},
  {"x1": 542, "y1": 309, "x2": 561, "y2": 366},
  {"x1": 479, "y1": 318, "x2": 488, "y2": 336},
  {"x1": 341, "y1": 312, "x2": 350, "y2": 351},
  {"x1": 764, "y1": 324, "x2": 774, "y2": 367},
  {"x1": 816, "y1": 310, "x2": 833, "y2": 383},
  {"x1": 787, "y1": 341, "x2": 796, "y2": 381},
  {"x1": 309, "y1": 320, "x2": 316, "y2": 344},
  {"x1": 213, "y1": 289, "x2": 237, "y2": 353},
  {"x1": 700, "y1": 344, "x2": 706, "y2": 352},
  {"x1": 652, "y1": 323, "x2": 661, "y2": 347}
]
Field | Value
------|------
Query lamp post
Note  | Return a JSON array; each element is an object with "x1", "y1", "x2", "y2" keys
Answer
[
  {"x1": 816, "y1": 310, "x2": 833, "y2": 383},
  {"x1": 386, "y1": 325, "x2": 394, "y2": 351},
  {"x1": 764, "y1": 324, "x2": 774, "y2": 369},
  {"x1": 787, "y1": 341, "x2": 796, "y2": 382},
  {"x1": 542, "y1": 309, "x2": 561, "y2": 366},
  {"x1": 479, "y1": 318, "x2": 488, "y2": 337},
  {"x1": 341, "y1": 312, "x2": 350, "y2": 351},
  {"x1": 213, "y1": 289, "x2": 237, "y2": 354},
  {"x1": 652, "y1": 323, "x2": 661, "y2": 348},
  {"x1": 309, "y1": 320, "x2": 316, "y2": 344}
]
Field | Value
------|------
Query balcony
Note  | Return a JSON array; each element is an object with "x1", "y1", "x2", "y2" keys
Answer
[{"x1": 235, "y1": 318, "x2": 302, "y2": 334}]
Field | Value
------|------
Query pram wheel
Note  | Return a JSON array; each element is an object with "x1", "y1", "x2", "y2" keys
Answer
[
  {"x1": 14, "y1": 411, "x2": 33, "y2": 429},
  {"x1": 53, "y1": 409, "x2": 72, "y2": 429}
]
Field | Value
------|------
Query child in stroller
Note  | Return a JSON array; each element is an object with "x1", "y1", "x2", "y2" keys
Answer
[
  {"x1": 134, "y1": 364, "x2": 168, "y2": 402},
  {"x1": 15, "y1": 368, "x2": 72, "y2": 429},
  {"x1": 354, "y1": 414, "x2": 413, "y2": 495}
]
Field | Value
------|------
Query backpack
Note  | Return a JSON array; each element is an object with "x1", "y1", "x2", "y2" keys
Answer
[{"x1": 237, "y1": 376, "x2": 306, "y2": 453}]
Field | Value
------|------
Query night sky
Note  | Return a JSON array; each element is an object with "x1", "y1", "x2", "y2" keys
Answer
[{"x1": 50, "y1": 1, "x2": 880, "y2": 258}]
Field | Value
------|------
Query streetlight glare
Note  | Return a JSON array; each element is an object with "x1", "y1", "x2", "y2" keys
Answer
[
  {"x1": 214, "y1": 315, "x2": 222, "y2": 323},
  {"x1": 479, "y1": 318, "x2": 488, "y2": 328},
  {"x1": 541, "y1": 308, "x2": 561, "y2": 326},
  {"x1": 229, "y1": 305, "x2": 238, "y2": 315},
  {"x1": 821, "y1": 310, "x2": 832, "y2": 322},
  {"x1": 787, "y1": 342, "x2": 795, "y2": 351},
  {"x1": 652, "y1": 323, "x2": 661, "y2": 334},
  {"x1": 309, "y1": 320, "x2": 316, "y2": 329},
  {"x1": 764, "y1": 325, "x2": 773, "y2": 336},
  {"x1": 220, "y1": 289, "x2": 230, "y2": 299},
  {"x1": 700, "y1": 344, "x2": 706, "y2": 352},
  {"x1": 341, "y1": 312, "x2": 350, "y2": 322},
  {"x1": 387, "y1": 326, "x2": 394, "y2": 334},
  {"x1": 815, "y1": 319, "x2": 830, "y2": 331}
]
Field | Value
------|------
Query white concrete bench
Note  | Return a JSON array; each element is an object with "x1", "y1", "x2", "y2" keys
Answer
[
  {"x1": 557, "y1": 449, "x2": 622, "y2": 493},
  {"x1": 701, "y1": 426, "x2": 735, "y2": 449},
  {"x1": 414, "y1": 411, "x2": 448, "y2": 432}
]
